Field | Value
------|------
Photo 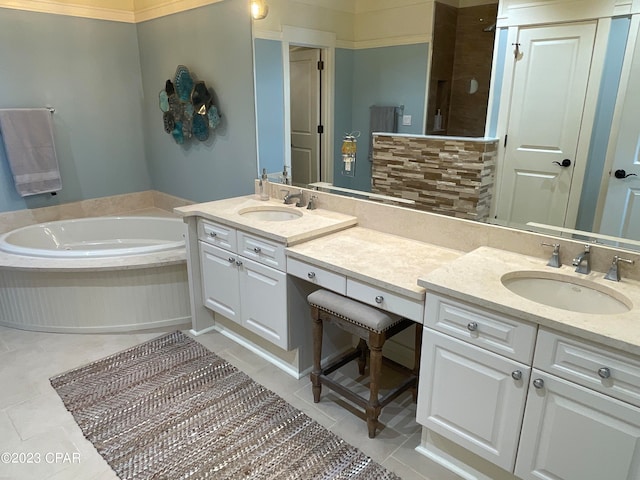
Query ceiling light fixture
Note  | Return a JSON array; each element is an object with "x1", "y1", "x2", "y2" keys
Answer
[{"x1": 251, "y1": 0, "x2": 269, "y2": 20}]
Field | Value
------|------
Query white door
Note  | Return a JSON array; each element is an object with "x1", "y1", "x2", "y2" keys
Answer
[
  {"x1": 200, "y1": 242, "x2": 241, "y2": 324},
  {"x1": 416, "y1": 330, "x2": 530, "y2": 471},
  {"x1": 239, "y1": 257, "x2": 288, "y2": 349},
  {"x1": 598, "y1": 21, "x2": 640, "y2": 242},
  {"x1": 495, "y1": 22, "x2": 597, "y2": 230},
  {"x1": 515, "y1": 371, "x2": 640, "y2": 480},
  {"x1": 290, "y1": 47, "x2": 320, "y2": 187}
]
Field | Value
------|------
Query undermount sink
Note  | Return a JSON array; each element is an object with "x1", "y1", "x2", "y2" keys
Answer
[
  {"x1": 501, "y1": 271, "x2": 632, "y2": 314},
  {"x1": 238, "y1": 206, "x2": 303, "y2": 222}
]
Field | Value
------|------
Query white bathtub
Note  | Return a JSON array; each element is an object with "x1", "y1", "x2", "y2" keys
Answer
[
  {"x1": 0, "y1": 216, "x2": 191, "y2": 333},
  {"x1": 0, "y1": 216, "x2": 185, "y2": 258}
]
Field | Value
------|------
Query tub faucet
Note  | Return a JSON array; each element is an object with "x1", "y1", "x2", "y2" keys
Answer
[
  {"x1": 282, "y1": 189, "x2": 304, "y2": 207},
  {"x1": 572, "y1": 244, "x2": 591, "y2": 274}
]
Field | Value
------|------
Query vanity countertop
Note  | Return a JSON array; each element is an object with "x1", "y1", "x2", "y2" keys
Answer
[
  {"x1": 419, "y1": 246, "x2": 640, "y2": 355},
  {"x1": 286, "y1": 227, "x2": 463, "y2": 301},
  {"x1": 174, "y1": 196, "x2": 357, "y2": 246}
]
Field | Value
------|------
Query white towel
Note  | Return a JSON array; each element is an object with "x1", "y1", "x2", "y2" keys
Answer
[{"x1": 0, "y1": 108, "x2": 62, "y2": 197}]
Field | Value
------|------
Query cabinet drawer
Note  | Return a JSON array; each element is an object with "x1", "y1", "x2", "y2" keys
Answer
[
  {"x1": 198, "y1": 219, "x2": 236, "y2": 251},
  {"x1": 534, "y1": 328, "x2": 640, "y2": 408},
  {"x1": 424, "y1": 293, "x2": 537, "y2": 364},
  {"x1": 237, "y1": 231, "x2": 286, "y2": 271},
  {"x1": 346, "y1": 279, "x2": 423, "y2": 322},
  {"x1": 287, "y1": 257, "x2": 346, "y2": 295}
]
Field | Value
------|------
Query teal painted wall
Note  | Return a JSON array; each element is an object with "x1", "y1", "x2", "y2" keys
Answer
[
  {"x1": 254, "y1": 38, "x2": 286, "y2": 176},
  {"x1": 334, "y1": 43, "x2": 429, "y2": 192},
  {"x1": 0, "y1": 0, "x2": 257, "y2": 213},
  {"x1": 0, "y1": 8, "x2": 150, "y2": 213},
  {"x1": 137, "y1": 1, "x2": 257, "y2": 203}
]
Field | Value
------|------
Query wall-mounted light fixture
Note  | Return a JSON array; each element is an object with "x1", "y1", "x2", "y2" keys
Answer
[{"x1": 251, "y1": 0, "x2": 269, "y2": 20}]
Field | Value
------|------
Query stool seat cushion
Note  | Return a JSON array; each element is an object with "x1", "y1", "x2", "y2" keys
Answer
[{"x1": 307, "y1": 289, "x2": 402, "y2": 333}]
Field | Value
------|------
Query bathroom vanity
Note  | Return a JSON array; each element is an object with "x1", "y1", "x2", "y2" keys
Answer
[{"x1": 176, "y1": 190, "x2": 640, "y2": 480}]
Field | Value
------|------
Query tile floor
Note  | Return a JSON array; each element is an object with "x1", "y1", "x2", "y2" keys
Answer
[{"x1": 0, "y1": 326, "x2": 462, "y2": 480}]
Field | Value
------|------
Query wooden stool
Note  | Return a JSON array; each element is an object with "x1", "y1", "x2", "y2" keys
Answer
[{"x1": 308, "y1": 289, "x2": 422, "y2": 438}]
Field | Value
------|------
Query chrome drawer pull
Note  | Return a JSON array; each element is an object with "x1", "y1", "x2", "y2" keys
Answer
[
  {"x1": 511, "y1": 370, "x2": 522, "y2": 381},
  {"x1": 208, "y1": 232, "x2": 217, "y2": 237},
  {"x1": 467, "y1": 321, "x2": 478, "y2": 332},
  {"x1": 307, "y1": 272, "x2": 316, "y2": 279},
  {"x1": 598, "y1": 367, "x2": 611, "y2": 379},
  {"x1": 533, "y1": 378, "x2": 545, "y2": 389},
  {"x1": 253, "y1": 247, "x2": 261, "y2": 253},
  {"x1": 375, "y1": 295, "x2": 384, "y2": 304}
]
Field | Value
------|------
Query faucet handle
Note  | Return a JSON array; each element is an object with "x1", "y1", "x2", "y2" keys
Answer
[
  {"x1": 541, "y1": 242, "x2": 561, "y2": 268},
  {"x1": 604, "y1": 255, "x2": 635, "y2": 282}
]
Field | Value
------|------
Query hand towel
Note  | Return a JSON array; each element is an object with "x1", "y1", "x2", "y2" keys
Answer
[
  {"x1": 0, "y1": 108, "x2": 62, "y2": 197},
  {"x1": 368, "y1": 106, "x2": 398, "y2": 162}
]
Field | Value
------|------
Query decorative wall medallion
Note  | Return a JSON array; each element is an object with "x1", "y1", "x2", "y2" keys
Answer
[{"x1": 159, "y1": 65, "x2": 221, "y2": 144}]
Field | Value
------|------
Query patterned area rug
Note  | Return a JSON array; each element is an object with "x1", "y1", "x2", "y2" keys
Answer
[{"x1": 50, "y1": 331, "x2": 400, "y2": 480}]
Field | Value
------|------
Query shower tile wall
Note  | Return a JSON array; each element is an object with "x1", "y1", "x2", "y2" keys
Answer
[{"x1": 372, "y1": 135, "x2": 496, "y2": 221}]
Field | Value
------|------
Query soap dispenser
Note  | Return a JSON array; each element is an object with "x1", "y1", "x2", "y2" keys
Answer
[{"x1": 259, "y1": 168, "x2": 269, "y2": 200}]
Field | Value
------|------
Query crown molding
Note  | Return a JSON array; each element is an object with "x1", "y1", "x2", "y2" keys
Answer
[
  {"x1": 0, "y1": 0, "x2": 136, "y2": 22},
  {"x1": 134, "y1": 0, "x2": 223, "y2": 22}
]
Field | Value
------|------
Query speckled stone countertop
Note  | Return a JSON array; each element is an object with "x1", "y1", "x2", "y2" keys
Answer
[
  {"x1": 286, "y1": 227, "x2": 463, "y2": 300},
  {"x1": 419, "y1": 246, "x2": 640, "y2": 355},
  {"x1": 175, "y1": 196, "x2": 357, "y2": 246}
]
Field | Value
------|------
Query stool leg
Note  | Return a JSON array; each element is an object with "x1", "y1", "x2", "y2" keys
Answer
[
  {"x1": 356, "y1": 338, "x2": 368, "y2": 375},
  {"x1": 366, "y1": 331, "x2": 385, "y2": 438},
  {"x1": 412, "y1": 323, "x2": 423, "y2": 402},
  {"x1": 310, "y1": 306, "x2": 323, "y2": 403}
]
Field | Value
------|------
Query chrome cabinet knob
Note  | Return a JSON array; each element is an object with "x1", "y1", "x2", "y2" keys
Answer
[
  {"x1": 533, "y1": 378, "x2": 545, "y2": 389},
  {"x1": 253, "y1": 247, "x2": 261, "y2": 253},
  {"x1": 228, "y1": 257, "x2": 235, "y2": 263},
  {"x1": 467, "y1": 321, "x2": 478, "y2": 332},
  {"x1": 307, "y1": 272, "x2": 316, "y2": 279},
  {"x1": 235, "y1": 260, "x2": 243, "y2": 267},
  {"x1": 598, "y1": 367, "x2": 611, "y2": 379},
  {"x1": 511, "y1": 370, "x2": 523, "y2": 381},
  {"x1": 375, "y1": 295, "x2": 384, "y2": 304},
  {"x1": 208, "y1": 232, "x2": 217, "y2": 237}
]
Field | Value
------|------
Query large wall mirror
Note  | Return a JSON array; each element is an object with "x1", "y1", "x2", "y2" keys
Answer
[{"x1": 252, "y1": 0, "x2": 640, "y2": 253}]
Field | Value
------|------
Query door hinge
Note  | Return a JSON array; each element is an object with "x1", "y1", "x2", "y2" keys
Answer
[
  {"x1": 317, "y1": 60, "x2": 324, "y2": 71},
  {"x1": 317, "y1": 125, "x2": 324, "y2": 134},
  {"x1": 504, "y1": 134, "x2": 508, "y2": 147}
]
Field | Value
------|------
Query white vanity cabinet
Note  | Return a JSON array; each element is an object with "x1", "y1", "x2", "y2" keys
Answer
[
  {"x1": 417, "y1": 293, "x2": 536, "y2": 471},
  {"x1": 514, "y1": 329, "x2": 640, "y2": 480},
  {"x1": 199, "y1": 219, "x2": 288, "y2": 349}
]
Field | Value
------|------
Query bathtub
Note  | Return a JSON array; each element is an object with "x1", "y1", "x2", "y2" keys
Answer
[{"x1": 0, "y1": 216, "x2": 191, "y2": 333}]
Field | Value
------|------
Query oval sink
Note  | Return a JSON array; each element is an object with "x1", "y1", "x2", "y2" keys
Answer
[
  {"x1": 501, "y1": 271, "x2": 632, "y2": 314},
  {"x1": 238, "y1": 206, "x2": 303, "y2": 222}
]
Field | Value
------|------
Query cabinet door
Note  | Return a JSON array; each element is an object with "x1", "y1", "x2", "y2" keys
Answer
[
  {"x1": 515, "y1": 370, "x2": 640, "y2": 480},
  {"x1": 239, "y1": 256, "x2": 288, "y2": 349},
  {"x1": 417, "y1": 329, "x2": 530, "y2": 471},
  {"x1": 200, "y1": 242, "x2": 241, "y2": 323}
]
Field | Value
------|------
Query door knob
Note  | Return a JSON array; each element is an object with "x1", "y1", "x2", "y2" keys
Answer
[
  {"x1": 614, "y1": 169, "x2": 638, "y2": 179},
  {"x1": 552, "y1": 159, "x2": 572, "y2": 167}
]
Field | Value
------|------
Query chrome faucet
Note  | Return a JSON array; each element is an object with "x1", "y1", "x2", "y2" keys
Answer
[
  {"x1": 604, "y1": 255, "x2": 635, "y2": 282},
  {"x1": 572, "y1": 245, "x2": 591, "y2": 274},
  {"x1": 282, "y1": 189, "x2": 305, "y2": 207},
  {"x1": 541, "y1": 242, "x2": 561, "y2": 268},
  {"x1": 307, "y1": 195, "x2": 318, "y2": 210}
]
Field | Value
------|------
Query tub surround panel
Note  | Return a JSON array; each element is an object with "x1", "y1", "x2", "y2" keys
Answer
[
  {"x1": 419, "y1": 246, "x2": 640, "y2": 356},
  {"x1": 372, "y1": 134, "x2": 497, "y2": 221},
  {"x1": 0, "y1": 265, "x2": 190, "y2": 333}
]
